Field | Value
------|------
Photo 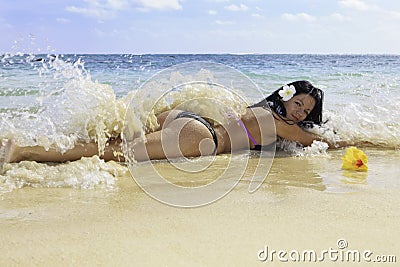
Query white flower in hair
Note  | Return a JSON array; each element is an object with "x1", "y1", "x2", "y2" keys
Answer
[{"x1": 278, "y1": 84, "x2": 296, "y2": 101}]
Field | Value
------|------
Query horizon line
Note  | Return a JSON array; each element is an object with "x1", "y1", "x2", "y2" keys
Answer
[{"x1": 1, "y1": 52, "x2": 400, "y2": 56}]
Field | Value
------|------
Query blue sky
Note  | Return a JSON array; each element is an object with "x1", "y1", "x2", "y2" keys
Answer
[{"x1": 1, "y1": 0, "x2": 400, "y2": 54}]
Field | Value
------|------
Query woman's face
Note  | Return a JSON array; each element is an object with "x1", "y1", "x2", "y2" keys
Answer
[{"x1": 283, "y1": 93, "x2": 316, "y2": 123}]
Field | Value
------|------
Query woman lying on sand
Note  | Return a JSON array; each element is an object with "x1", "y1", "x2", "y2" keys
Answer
[{"x1": 1, "y1": 80, "x2": 347, "y2": 163}]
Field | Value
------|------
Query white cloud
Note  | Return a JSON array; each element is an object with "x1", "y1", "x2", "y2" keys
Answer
[
  {"x1": 281, "y1": 13, "x2": 316, "y2": 22},
  {"x1": 338, "y1": 0, "x2": 370, "y2": 11},
  {"x1": 329, "y1": 13, "x2": 351, "y2": 21},
  {"x1": 66, "y1": 0, "x2": 183, "y2": 19},
  {"x1": 66, "y1": 4, "x2": 114, "y2": 20},
  {"x1": 338, "y1": 1, "x2": 400, "y2": 21},
  {"x1": 208, "y1": 10, "x2": 217, "y2": 15},
  {"x1": 135, "y1": 0, "x2": 183, "y2": 11},
  {"x1": 252, "y1": 13, "x2": 264, "y2": 19},
  {"x1": 215, "y1": 20, "x2": 235, "y2": 25},
  {"x1": 388, "y1": 11, "x2": 400, "y2": 19},
  {"x1": 56, "y1": 18, "x2": 71, "y2": 24},
  {"x1": 224, "y1": 4, "x2": 248, "y2": 12},
  {"x1": 107, "y1": 0, "x2": 129, "y2": 10}
]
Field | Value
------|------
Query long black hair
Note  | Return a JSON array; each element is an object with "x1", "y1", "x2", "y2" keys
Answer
[{"x1": 249, "y1": 80, "x2": 324, "y2": 127}]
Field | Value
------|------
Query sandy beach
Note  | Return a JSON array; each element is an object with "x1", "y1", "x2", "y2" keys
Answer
[{"x1": 1, "y1": 148, "x2": 399, "y2": 266}]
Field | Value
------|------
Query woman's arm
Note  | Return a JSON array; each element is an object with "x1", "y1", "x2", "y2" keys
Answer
[
  {"x1": 273, "y1": 114, "x2": 346, "y2": 148},
  {"x1": 244, "y1": 107, "x2": 350, "y2": 149}
]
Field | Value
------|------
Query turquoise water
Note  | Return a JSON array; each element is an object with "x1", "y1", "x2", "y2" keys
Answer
[
  {"x1": 3, "y1": 54, "x2": 400, "y2": 97},
  {"x1": 2, "y1": 53, "x2": 400, "y2": 96}
]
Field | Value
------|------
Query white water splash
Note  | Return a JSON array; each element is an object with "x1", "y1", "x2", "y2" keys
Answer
[{"x1": 0, "y1": 156, "x2": 128, "y2": 194}]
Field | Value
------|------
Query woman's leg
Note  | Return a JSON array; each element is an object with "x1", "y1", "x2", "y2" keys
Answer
[
  {"x1": 1, "y1": 138, "x2": 124, "y2": 163},
  {"x1": 0, "y1": 111, "x2": 220, "y2": 163}
]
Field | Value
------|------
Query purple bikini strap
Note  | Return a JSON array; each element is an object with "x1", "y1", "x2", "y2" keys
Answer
[{"x1": 236, "y1": 119, "x2": 259, "y2": 146}]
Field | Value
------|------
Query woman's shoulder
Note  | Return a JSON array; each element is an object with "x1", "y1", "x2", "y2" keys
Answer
[
  {"x1": 245, "y1": 106, "x2": 273, "y2": 120},
  {"x1": 244, "y1": 107, "x2": 275, "y2": 135}
]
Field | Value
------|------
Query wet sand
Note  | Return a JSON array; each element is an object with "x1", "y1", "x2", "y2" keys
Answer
[{"x1": 1, "y1": 148, "x2": 399, "y2": 266}]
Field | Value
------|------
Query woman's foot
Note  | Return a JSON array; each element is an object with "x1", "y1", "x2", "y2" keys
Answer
[{"x1": 0, "y1": 139, "x2": 16, "y2": 167}]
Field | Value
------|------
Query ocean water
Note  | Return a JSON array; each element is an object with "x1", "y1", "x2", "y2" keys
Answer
[{"x1": 1, "y1": 53, "x2": 400, "y2": 194}]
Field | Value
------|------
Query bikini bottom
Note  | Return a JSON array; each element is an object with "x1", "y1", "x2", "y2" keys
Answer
[{"x1": 175, "y1": 111, "x2": 218, "y2": 155}]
